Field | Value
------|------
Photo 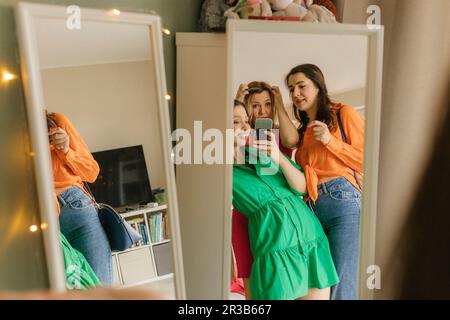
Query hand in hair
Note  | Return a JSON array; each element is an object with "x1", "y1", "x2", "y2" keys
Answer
[
  {"x1": 271, "y1": 86, "x2": 284, "y2": 110},
  {"x1": 308, "y1": 120, "x2": 331, "y2": 145},
  {"x1": 235, "y1": 83, "x2": 249, "y2": 103}
]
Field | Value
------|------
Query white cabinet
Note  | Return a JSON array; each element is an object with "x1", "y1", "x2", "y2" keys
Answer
[
  {"x1": 118, "y1": 247, "x2": 156, "y2": 284},
  {"x1": 112, "y1": 255, "x2": 121, "y2": 286},
  {"x1": 111, "y1": 205, "x2": 174, "y2": 291}
]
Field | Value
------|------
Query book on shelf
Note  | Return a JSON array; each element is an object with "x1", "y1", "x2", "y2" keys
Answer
[
  {"x1": 159, "y1": 213, "x2": 163, "y2": 242},
  {"x1": 124, "y1": 217, "x2": 149, "y2": 247},
  {"x1": 163, "y1": 214, "x2": 168, "y2": 240},
  {"x1": 157, "y1": 213, "x2": 161, "y2": 242},
  {"x1": 139, "y1": 223, "x2": 149, "y2": 245},
  {"x1": 147, "y1": 211, "x2": 169, "y2": 244}
]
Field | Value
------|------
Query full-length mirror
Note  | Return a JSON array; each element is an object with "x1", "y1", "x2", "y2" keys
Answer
[
  {"x1": 227, "y1": 20, "x2": 383, "y2": 300},
  {"x1": 16, "y1": 2, "x2": 185, "y2": 299}
]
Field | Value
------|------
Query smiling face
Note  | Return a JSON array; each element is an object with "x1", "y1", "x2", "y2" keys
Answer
[
  {"x1": 287, "y1": 72, "x2": 320, "y2": 113},
  {"x1": 248, "y1": 91, "x2": 273, "y2": 125},
  {"x1": 233, "y1": 105, "x2": 250, "y2": 133},
  {"x1": 233, "y1": 105, "x2": 251, "y2": 163}
]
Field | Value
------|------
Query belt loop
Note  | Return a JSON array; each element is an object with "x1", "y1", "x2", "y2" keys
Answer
[
  {"x1": 57, "y1": 194, "x2": 67, "y2": 207},
  {"x1": 307, "y1": 198, "x2": 315, "y2": 214},
  {"x1": 320, "y1": 181, "x2": 327, "y2": 195}
]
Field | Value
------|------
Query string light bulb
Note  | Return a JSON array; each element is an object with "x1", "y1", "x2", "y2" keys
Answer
[
  {"x1": 2, "y1": 71, "x2": 16, "y2": 82},
  {"x1": 165, "y1": 94, "x2": 171, "y2": 101},
  {"x1": 162, "y1": 28, "x2": 171, "y2": 35},
  {"x1": 111, "y1": 9, "x2": 121, "y2": 16},
  {"x1": 29, "y1": 225, "x2": 38, "y2": 232}
]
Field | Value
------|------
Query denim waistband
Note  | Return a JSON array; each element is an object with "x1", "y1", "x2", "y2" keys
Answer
[
  {"x1": 57, "y1": 186, "x2": 83, "y2": 206},
  {"x1": 317, "y1": 176, "x2": 354, "y2": 196}
]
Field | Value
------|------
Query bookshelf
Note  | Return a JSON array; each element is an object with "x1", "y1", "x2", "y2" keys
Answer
[{"x1": 111, "y1": 204, "x2": 174, "y2": 292}]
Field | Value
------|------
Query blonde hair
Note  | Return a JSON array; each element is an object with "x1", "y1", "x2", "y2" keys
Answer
[{"x1": 243, "y1": 81, "x2": 279, "y2": 128}]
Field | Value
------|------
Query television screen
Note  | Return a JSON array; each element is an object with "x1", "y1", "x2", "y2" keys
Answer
[{"x1": 89, "y1": 145, "x2": 155, "y2": 209}]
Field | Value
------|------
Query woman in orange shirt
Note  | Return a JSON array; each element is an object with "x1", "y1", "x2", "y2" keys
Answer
[
  {"x1": 277, "y1": 64, "x2": 364, "y2": 300},
  {"x1": 47, "y1": 111, "x2": 112, "y2": 285}
]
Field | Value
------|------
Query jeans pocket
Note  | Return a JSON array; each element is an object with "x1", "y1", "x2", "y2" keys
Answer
[
  {"x1": 328, "y1": 186, "x2": 361, "y2": 201},
  {"x1": 67, "y1": 198, "x2": 91, "y2": 210}
]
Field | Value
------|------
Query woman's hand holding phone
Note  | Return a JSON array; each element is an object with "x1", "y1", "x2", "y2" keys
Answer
[
  {"x1": 49, "y1": 127, "x2": 70, "y2": 154},
  {"x1": 253, "y1": 131, "x2": 281, "y2": 164}
]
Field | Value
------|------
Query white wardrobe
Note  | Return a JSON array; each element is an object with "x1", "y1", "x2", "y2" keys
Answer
[{"x1": 176, "y1": 33, "x2": 231, "y2": 300}]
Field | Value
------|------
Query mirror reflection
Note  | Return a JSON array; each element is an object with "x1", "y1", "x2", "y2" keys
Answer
[
  {"x1": 230, "y1": 30, "x2": 368, "y2": 300},
  {"x1": 35, "y1": 16, "x2": 175, "y2": 297}
]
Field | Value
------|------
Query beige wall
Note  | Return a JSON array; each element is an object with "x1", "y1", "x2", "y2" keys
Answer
[
  {"x1": 232, "y1": 31, "x2": 368, "y2": 113},
  {"x1": 330, "y1": 87, "x2": 366, "y2": 113},
  {"x1": 41, "y1": 61, "x2": 166, "y2": 191}
]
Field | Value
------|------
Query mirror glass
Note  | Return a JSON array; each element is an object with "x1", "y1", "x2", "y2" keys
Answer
[
  {"x1": 17, "y1": 4, "x2": 183, "y2": 299},
  {"x1": 229, "y1": 23, "x2": 381, "y2": 300}
]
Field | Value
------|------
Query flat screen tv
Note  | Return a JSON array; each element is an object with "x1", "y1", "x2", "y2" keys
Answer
[{"x1": 89, "y1": 145, "x2": 155, "y2": 209}]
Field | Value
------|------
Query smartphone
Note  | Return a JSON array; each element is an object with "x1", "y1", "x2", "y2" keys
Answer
[{"x1": 254, "y1": 118, "x2": 273, "y2": 141}]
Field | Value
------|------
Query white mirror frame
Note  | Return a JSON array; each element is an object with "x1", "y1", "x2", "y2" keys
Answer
[
  {"x1": 15, "y1": 2, "x2": 186, "y2": 299},
  {"x1": 226, "y1": 20, "x2": 384, "y2": 300}
]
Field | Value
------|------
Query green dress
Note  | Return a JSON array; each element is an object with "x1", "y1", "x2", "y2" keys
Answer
[
  {"x1": 60, "y1": 233, "x2": 102, "y2": 290},
  {"x1": 232, "y1": 147, "x2": 339, "y2": 300}
]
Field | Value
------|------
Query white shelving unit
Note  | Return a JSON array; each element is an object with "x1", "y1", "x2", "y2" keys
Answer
[{"x1": 111, "y1": 204, "x2": 174, "y2": 294}]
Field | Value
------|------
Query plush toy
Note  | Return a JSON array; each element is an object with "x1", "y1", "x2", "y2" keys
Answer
[
  {"x1": 268, "y1": 0, "x2": 308, "y2": 18},
  {"x1": 306, "y1": 1, "x2": 337, "y2": 23},
  {"x1": 199, "y1": 0, "x2": 237, "y2": 31},
  {"x1": 268, "y1": 0, "x2": 337, "y2": 23},
  {"x1": 225, "y1": 0, "x2": 272, "y2": 19}
]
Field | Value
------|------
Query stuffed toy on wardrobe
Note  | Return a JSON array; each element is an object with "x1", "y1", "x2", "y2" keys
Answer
[
  {"x1": 225, "y1": 0, "x2": 272, "y2": 19},
  {"x1": 268, "y1": 0, "x2": 338, "y2": 22}
]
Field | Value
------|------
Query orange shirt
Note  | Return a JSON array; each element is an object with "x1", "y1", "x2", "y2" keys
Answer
[
  {"x1": 51, "y1": 112, "x2": 99, "y2": 211},
  {"x1": 295, "y1": 104, "x2": 364, "y2": 202}
]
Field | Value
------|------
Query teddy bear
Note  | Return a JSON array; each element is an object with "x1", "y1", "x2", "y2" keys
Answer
[
  {"x1": 268, "y1": 0, "x2": 308, "y2": 18},
  {"x1": 268, "y1": 0, "x2": 337, "y2": 23},
  {"x1": 306, "y1": 1, "x2": 337, "y2": 23},
  {"x1": 225, "y1": 0, "x2": 272, "y2": 20}
]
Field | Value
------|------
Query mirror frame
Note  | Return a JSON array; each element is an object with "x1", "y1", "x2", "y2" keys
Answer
[
  {"x1": 15, "y1": 2, "x2": 186, "y2": 299},
  {"x1": 226, "y1": 19, "x2": 384, "y2": 299}
]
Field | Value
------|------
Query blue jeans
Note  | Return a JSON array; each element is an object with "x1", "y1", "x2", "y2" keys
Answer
[
  {"x1": 308, "y1": 177, "x2": 361, "y2": 300},
  {"x1": 58, "y1": 187, "x2": 113, "y2": 285}
]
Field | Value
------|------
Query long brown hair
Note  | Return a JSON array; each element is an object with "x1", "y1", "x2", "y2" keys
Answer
[
  {"x1": 244, "y1": 81, "x2": 277, "y2": 128},
  {"x1": 285, "y1": 64, "x2": 337, "y2": 145}
]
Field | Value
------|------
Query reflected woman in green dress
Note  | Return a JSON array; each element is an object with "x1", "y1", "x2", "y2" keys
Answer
[{"x1": 232, "y1": 103, "x2": 339, "y2": 300}]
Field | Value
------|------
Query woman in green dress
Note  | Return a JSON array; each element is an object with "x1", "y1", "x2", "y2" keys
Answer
[{"x1": 232, "y1": 103, "x2": 339, "y2": 300}]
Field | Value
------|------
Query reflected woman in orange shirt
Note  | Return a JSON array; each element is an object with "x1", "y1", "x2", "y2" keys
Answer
[
  {"x1": 278, "y1": 64, "x2": 364, "y2": 300},
  {"x1": 46, "y1": 111, "x2": 112, "y2": 285}
]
